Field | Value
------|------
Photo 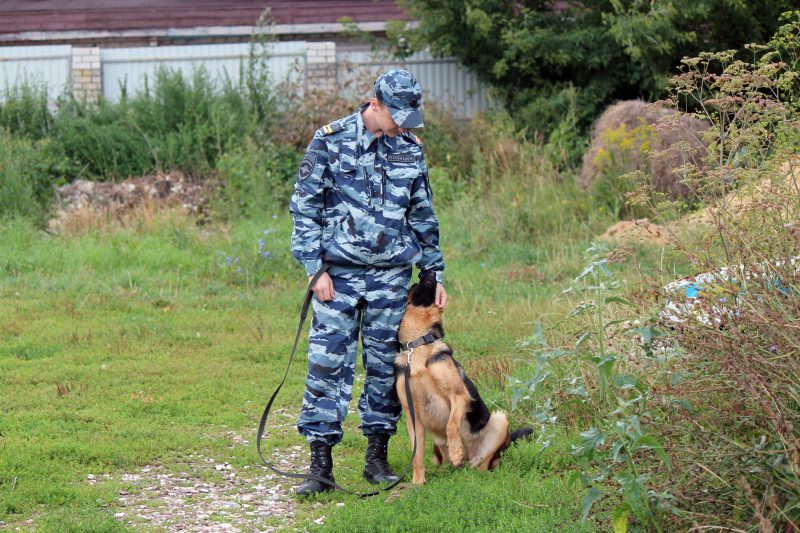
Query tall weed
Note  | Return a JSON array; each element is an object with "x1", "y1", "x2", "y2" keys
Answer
[
  {"x1": 510, "y1": 244, "x2": 675, "y2": 531},
  {"x1": 0, "y1": 129, "x2": 53, "y2": 222},
  {"x1": 53, "y1": 98, "x2": 153, "y2": 180},
  {"x1": 627, "y1": 12, "x2": 800, "y2": 530},
  {"x1": 127, "y1": 68, "x2": 260, "y2": 175},
  {"x1": 444, "y1": 109, "x2": 601, "y2": 257},
  {"x1": 0, "y1": 80, "x2": 53, "y2": 139},
  {"x1": 213, "y1": 140, "x2": 301, "y2": 220}
]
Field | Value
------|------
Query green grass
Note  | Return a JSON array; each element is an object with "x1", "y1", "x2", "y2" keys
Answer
[
  {"x1": 312, "y1": 439, "x2": 592, "y2": 533},
  {"x1": 0, "y1": 202, "x2": 628, "y2": 531}
]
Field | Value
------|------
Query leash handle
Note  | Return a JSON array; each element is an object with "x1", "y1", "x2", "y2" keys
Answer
[{"x1": 256, "y1": 264, "x2": 418, "y2": 497}]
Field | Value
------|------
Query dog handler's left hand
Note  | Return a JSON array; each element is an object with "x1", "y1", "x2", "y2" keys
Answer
[
  {"x1": 309, "y1": 272, "x2": 335, "y2": 302},
  {"x1": 435, "y1": 283, "x2": 447, "y2": 309}
]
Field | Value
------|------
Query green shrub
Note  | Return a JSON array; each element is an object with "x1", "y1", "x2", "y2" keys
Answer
[
  {"x1": 53, "y1": 98, "x2": 153, "y2": 180},
  {"x1": 404, "y1": 0, "x2": 797, "y2": 160},
  {"x1": 0, "y1": 80, "x2": 53, "y2": 140},
  {"x1": 0, "y1": 129, "x2": 53, "y2": 222},
  {"x1": 414, "y1": 102, "x2": 475, "y2": 181},
  {"x1": 427, "y1": 167, "x2": 466, "y2": 207},
  {"x1": 212, "y1": 139, "x2": 301, "y2": 220},
  {"x1": 52, "y1": 66, "x2": 268, "y2": 181},
  {"x1": 126, "y1": 67, "x2": 260, "y2": 175},
  {"x1": 588, "y1": 122, "x2": 654, "y2": 219},
  {"x1": 542, "y1": 85, "x2": 588, "y2": 169}
]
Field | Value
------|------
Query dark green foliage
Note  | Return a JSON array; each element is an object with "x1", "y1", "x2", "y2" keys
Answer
[
  {"x1": 126, "y1": 68, "x2": 261, "y2": 176},
  {"x1": 402, "y1": 0, "x2": 799, "y2": 146},
  {"x1": 0, "y1": 129, "x2": 54, "y2": 223},
  {"x1": 0, "y1": 51, "x2": 276, "y2": 184},
  {"x1": 213, "y1": 140, "x2": 303, "y2": 219},
  {"x1": 0, "y1": 80, "x2": 54, "y2": 139},
  {"x1": 52, "y1": 98, "x2": 153, "y2": 180},
  {"x1": 47, "y1": 67, "x2": 269, "y2": 180}
]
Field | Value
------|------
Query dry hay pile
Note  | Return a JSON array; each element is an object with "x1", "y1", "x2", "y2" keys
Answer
[
  {"x1": 599, "y1": 218, "x2": 672, "y2": 246},
  {"x1": 580, "y1": 100, "x2": 710, "y2": 199},
  {"x1": 48, "y1": 172, "x2": 212, "y2": 234}
]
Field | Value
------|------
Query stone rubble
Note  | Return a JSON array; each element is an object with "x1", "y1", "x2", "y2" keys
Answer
[{"x1": 48, "y1": 171, "x2": 214, "y2": 232}]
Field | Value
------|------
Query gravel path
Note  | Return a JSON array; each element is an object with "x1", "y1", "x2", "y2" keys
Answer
[
  {"x1": 106, "y1": 449, "x2": 303, "y2": 532},
  {"x1": 101, "y1": 422, "x2": 316, "y2": 533}
]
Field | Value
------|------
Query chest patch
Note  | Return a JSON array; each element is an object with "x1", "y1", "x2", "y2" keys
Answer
[
  {"x1": 386, "y1": 153, "x2": 418, "y2": 164},
  {"x1": 298, "y1": 153, "x2": 317, "y2": 180}
]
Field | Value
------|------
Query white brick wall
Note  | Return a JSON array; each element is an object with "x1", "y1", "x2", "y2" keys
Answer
[
  {"x1": 305, "y1": 42, "x2": 336, "y2": 91},
  {"x1": 71, "y1": 47, "x2": 101, "y2": 101},
  {"x1": 306, "y1": 43, "x2": 335, "y2": 62}
]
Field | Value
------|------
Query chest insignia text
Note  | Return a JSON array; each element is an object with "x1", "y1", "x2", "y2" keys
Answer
[{"x1": 386, "y1": 153, "x2": 418, "y2": 163}]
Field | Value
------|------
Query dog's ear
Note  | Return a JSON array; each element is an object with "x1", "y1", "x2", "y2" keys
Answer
[{"x1": 421, "y1": 270, "x2": 437, "y2": 284}]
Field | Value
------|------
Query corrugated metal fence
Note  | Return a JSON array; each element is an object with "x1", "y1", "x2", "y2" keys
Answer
[
  {"x1": 337, "y1": 50, "x2": 489, "y2": 120},
  {"x1": 0, "y1": 44, "x2": 71, "y2": 96},
  {"x1": 0, "y1": 42, "x2": 489, "y2": 118},
  {"x1": 101, "y1": 42, "x2": 307, "y2": 102}
]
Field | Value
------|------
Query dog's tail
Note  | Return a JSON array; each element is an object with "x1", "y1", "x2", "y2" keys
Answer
[{"x1": 510, "y1": 427, "x2": 534, "y2": 442}]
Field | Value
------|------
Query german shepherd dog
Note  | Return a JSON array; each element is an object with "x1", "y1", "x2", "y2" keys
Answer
[{"x1": 394, "y1": 272, "x2": 532, "y2": 484}]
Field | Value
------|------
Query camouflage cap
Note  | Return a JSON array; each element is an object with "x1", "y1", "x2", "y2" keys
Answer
[{"x1": 374, "y1": 68, "x2": 424, "y2": 129}]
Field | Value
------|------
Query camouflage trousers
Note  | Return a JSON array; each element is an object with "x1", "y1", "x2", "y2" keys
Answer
[{"x1": 297, "y1": 264, "x2": 411, "y2": 446}]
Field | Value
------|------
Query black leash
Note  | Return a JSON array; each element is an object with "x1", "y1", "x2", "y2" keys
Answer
[{"x1": 256, "y1": 264, "x2": 419, "y2": 497}]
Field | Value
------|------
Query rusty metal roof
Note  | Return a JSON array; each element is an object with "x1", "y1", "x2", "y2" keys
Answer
[{"x1": 0, "y1": 1, "x2": 409, "y2": 33}]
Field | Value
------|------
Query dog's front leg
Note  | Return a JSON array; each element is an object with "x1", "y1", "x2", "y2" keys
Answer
[
  {"x1": 446, "y1": 394, "x2": 466, "y2": 467},
  {"x1": 406, "y1": 411, "x2": 426, "y2": 484}
]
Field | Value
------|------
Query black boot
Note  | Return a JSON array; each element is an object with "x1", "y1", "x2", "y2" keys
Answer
[
  {"x1": 363, "y1": 433, "x2": 400, "y2": 484},
  {"x1": 295, "y1": 441, "x2": 335, "y2": 497}
]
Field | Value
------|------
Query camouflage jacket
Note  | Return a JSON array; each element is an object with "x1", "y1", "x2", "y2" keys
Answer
[{"x1": 289, "y1": 105, "x2": 445, "y2": 283}]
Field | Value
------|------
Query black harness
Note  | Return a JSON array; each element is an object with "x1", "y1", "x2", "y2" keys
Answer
[{"x1": 256, "y1": 265, "x2": 440, "y2": 497}]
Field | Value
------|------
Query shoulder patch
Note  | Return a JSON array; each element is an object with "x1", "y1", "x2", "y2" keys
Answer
[
  {"x1": 403, "y1": 131, "x2": 423, "y2": 147},
  {"x1": 298, "y1": 153, "x2": 317, "y2": 180},
  {"x1": 322, "y1": 121, "x2": 345, "y2": 135}
]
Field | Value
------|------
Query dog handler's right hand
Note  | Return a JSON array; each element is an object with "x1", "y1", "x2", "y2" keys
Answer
[{"x1": 309, "y1": 272, "x2": 335, "y2": 301}]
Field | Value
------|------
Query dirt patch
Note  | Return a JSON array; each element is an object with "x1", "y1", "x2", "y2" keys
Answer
[
  {"x1": 0, "y1": 516, "x2": 36, "y2": 531},
  {"x1": 504, "y1": 265, "x2": 545, "y2": 283},
  {"x1": 94, "y1": 418, "x2": 312, "y2": 533},
  {"x1": 685, "y1": 157, "x2": 800, "y2": 227},
  {"x1": 48, "y1": 172, "x2": 214, "y2": 234},
  {"x1": 599, "y1": 157, "x2": 800, "y2": 247},
  {"x1": 598, "y1": 218, "x2": 672, "y2": 246}
]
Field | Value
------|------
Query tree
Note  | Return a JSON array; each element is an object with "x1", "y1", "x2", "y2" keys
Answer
[{"x1": 399, "y1": 1, "x2": 799, "y2": 145}]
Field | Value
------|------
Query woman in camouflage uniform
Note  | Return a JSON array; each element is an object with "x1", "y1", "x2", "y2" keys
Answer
[{"x1": 289, "y1": 69, "x2": 447, "y2": 496}]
